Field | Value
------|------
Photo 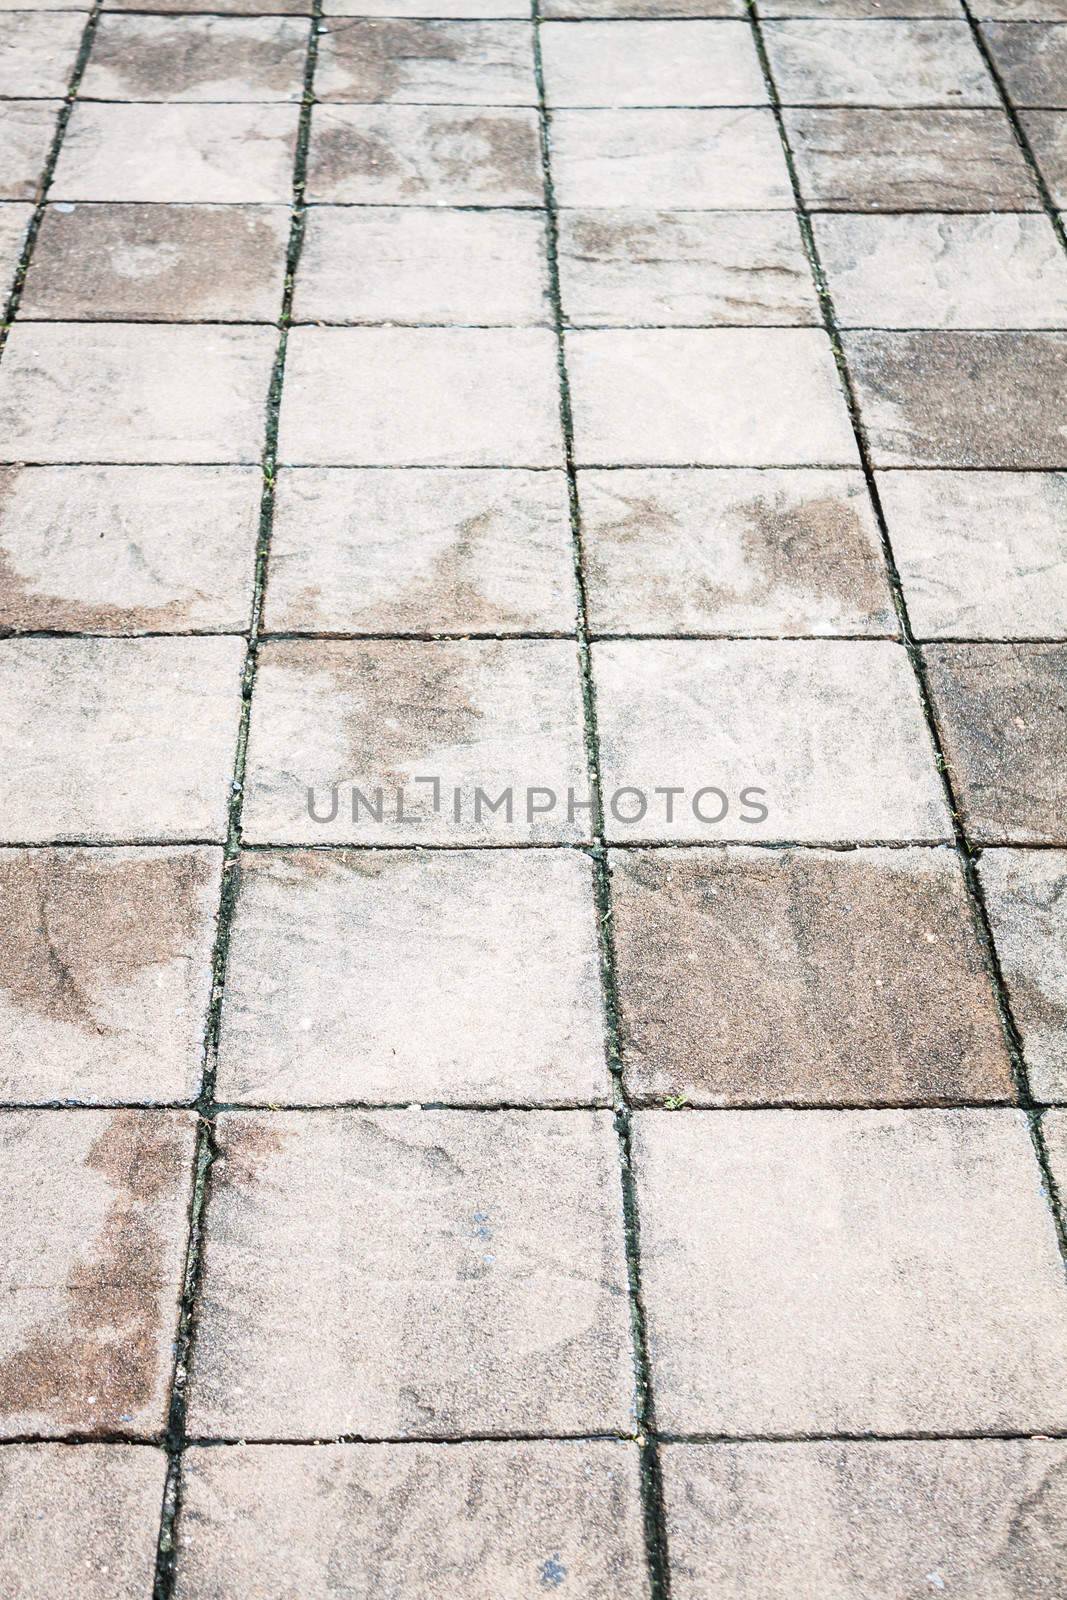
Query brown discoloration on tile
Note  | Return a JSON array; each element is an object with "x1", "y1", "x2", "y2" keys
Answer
[
  {"x1": 0, "y1": 13, "x2": 85, "y2": 98},
  {"x1": 985, "y1": 22, "x2": 1067, "y2": 107},
  {"x1": 213, "y1": 1116, "x2": 290, "y2": 1188},
  {"x1": 845, "y1": 331, "x2": 1067, "y2": 468},
  {"x1": 980, "y1": 850, "x2": 1067, "y2": 1102},
  {"x1": 1023, "y1": 109, "x2": 1067, "y2": 203},
  {"x1": 316, "y1": 19, "x2": 534, "y2": 105},
  {"x1": 0, "y1": 101, "x2": 62, "y2": 202},
  {"x1": 610, "y1": 846, "x2": 1012, "y2": 1105},
  {"x1": 924, "y1": 644, "x2": 1067, "y2": 844},
  {"x1": 81, "y1": 15, "x2": 309, "y2": 101}
]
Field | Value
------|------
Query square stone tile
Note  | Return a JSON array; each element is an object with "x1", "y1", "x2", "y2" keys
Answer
[
  {"x1": 544, "y1": 0, "x2": 742, "y2": 12},
  {"x1": 328, "y1": 0, "x2": 531, "y2": 14},
  {"x1": 878, "y1": 469, "x2": 1067, "y2": 637},
  {"x1": 52, "y1": 105, "x2": 300, "y2": 203},
  {"x1": 0, "y1": 847, "x2": 221, "y2": 1105},
  {"x1": 20, "y1": 203, "x2": 290, "y2": 322},
  {"x1": 278, "y1": 328, "x2": 561, "y2": 465},
  {"x1": 846, "y1": 332, "x2": 1067, "y2": 468},
  {"x1": 266, "y1": 467, "x2": 574, "y2": 632},
  {"x1": 815, "y1": 213, "x2": 1067, "y2": 328},
  {"x1": 985, "y1": 20, "x2": 1067, "y2": 104},
  {"x1": 242, "y1": 639, "x2": 588, "y2": 844},
  {"x1": 661, "y1": 1440, "x2": 1067, "y2": 1600},
  {"x1": 0, "y1": 325, "x2": 276, "y2": 464},
  {"x1": 1023, "y1": 109, "x2": 1067, "y2": 202},
  {"x1": 0, "y1": 466, "x2": 260, "y2": 633},
  {"x1": 0, "y1": 13, "x2": 84, "y2": 97},
  {"x1": 979, "y1": 0, "x2": 1067, "y2": 15},
  {"x1": 0, "y1": 102, "x2": 60, "y2": 201},
  {"x1": 178, "y1": 1441, "x2": 646, "y2": 1600},
  {"x1": 0, "y1": 637, "x2": 244, "y2": 843},
  {"x1": 566, "y1": 330, "x2": 859, "y2": 466},
  {"x1": 764, "y1": 0, "x2": 964, "y2": 11},
  {"x1": 187, "y1": 1109, "x2": 633, "y2": 1436},
  {"x1": 0, "y1": 0, "x2": 90, "y2": 7},
  {"x1": 923, "y1": 643, "x2": 1067, "y2": 843},
  {"x1": 294, "y1": 206, "x2": 549, "y2": 324},
  {"x1": 315, "y1": 19, "x2": 535, "y2": 103},
  {"x1": 785, "y1": 108, "x2": 1041, "y2": 208},
  {"x1": 81, "y1": 16, "x2": 310, "y2": 101},
  {"x1": 0, "y1": 1110, "x2": 196, "y2": 1435},
  {"x1": 592, "y1": 639, "x2": 949, "y2": 842},
  {"x1": 105, "y1": 0, "x2": 306, "y2": 11},
  {"x1": 609, "y1": 845, "x2": 1011, "y2": 1105},
  {"x1": 579, "y1": 467, "x2": 894, "y2": 634},
  {"x1": 980, "y1": 848, "x2": 1067, "y2": 1100},
  {"x1": 306, "y1": 104, "x2": 542, "y2": 203},
  {"x1": 216, "y1": 848, "x2": 607, "y2": 1104},
  {"x1": 764, "y1": 20, "x2": 994, "y2": 105},
  {"x1": 633, "y1": 1107, "x2": 1067, "y2": 1431},
  {"x1": 0, "y1": 1445, "x2": 167, "y2": 1600},
  {"x1": 541, "y1": 20, "x2": 765, "y2": 106},
  {"x1": 0, "y1": 203, "x2": 31, "y2": 286},
  {"x1": 557, "y1": 210, "x2": 820, "y2": 327},
  {"x1": 549, "y1": 109, "x2": 793, "y2": 206}
]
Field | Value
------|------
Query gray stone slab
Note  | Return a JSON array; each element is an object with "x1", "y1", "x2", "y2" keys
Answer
[
  {"x1": 1023, "y1": 109, "x2": 1067, "y2": 202},
  {"x1": 306, "y1": 104, "x2": 543, "y2": 203},
  {"x1": 0, "y1": 12, "x2": 84, "y2": 97},
  {"x1": 544, "y1": 0, "x2": 741, "y2": 13},
  {"x1": 541, "y1": 20, "x2": 765, "y2": 106},
  {"x1": 0, "y1": 203, "x2": 31, "y2": 287},
  {"x1": 80, "y1": 15, "x2": 311, "y2": 101},
  {"x1": 0, "y1": 102, "x2": 61, "y2": 201},
  {"x1": 981, "y1": 848, "x2": 1067, "y2": 1101},
  {"x1": 764, "y1": 0, "x2": 963, "y2": 11},
  {"x1": 765, "y1": 19, "x2": 994, "y2": 105},
  {"x1": 315, "y1": 19, "x2": 535, "y2": 103},
  {"x1": 985, "y1": 21, "x2": 1067, "y2": 105},
  {"x1": 327, "y1": 0, "x2": 532, "y2": 14}
]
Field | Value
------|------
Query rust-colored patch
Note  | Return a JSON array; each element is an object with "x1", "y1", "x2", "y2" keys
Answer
[
  {"x1": 215, "y1": 1116, "x2": 289, "y2": 1189},
  {"x1": 432, "y1": 113, "x2": 541, "y2": 198},
  {"x1": 87, "y1": 18, "x2": 308, "y2": 98},
  {"x1": 322, "y1": 19, "x2": 465, "y2": 101}
]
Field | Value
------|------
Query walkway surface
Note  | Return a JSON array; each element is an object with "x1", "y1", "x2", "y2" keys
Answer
[{"x1": 2, "y1": 0, "x2": 1067, "y2": 1595}]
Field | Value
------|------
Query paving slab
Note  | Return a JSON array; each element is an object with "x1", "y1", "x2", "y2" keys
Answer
[
  {"x1": 315, "y1": 19, "x2": 535, "y2": 103},
  {"x1": 923, "y1": 643, "x2": 1067, "y2": 844},
  {"x1": 544, "y1": 0, "x2": 740, "y2": 12},
  {"x1": 0, "y1": 465, "x2": 260, "y2": 631},
  {"x1": 591, "y1": 639, "x2": 949, "y2": 842},
  {"x1": 266, "y1": 467, "x2": 574, "y2": 632},
  {"x1": 0, "y1": 1110, "x2": 195, "y2": 1436},
  {"x1": 764, "y1": 20, "x2": 994, "y2": 105},
  {"x1": 328, "y1": 0, "x2": 532, "y2": 13},
  {"x1": 80, "y1": 16, "x2": 311, "y2": 101},
  {"x1": 980, "y1": 848, "x2": 1067, "y2": 1101},
  {"x1": 294, "y1": 206, "x2": 549, "y2": 324},
  {"x1": 0, "y1": 1445, "x2": 167, "y2": 1600},
  {"x1": 1044, "y1": 1106, "x2": 1067, "y2": 1188},
  {"x1": 307, "y1": 103, "x2": 543, "y2": 203},
  {"x1": 241, "y1": 638, "x2": 588, "y2": 844},
  {"x1": 557, "y1": 210, "x2": 819, "y2": 327},
  {"x1": 984, "y1": 19, "x2": 1067, "y2": 103},
  {"x1": 216, "y1": 848, "x2": 608, "y2": 1104},
  {"x1": 878, "y1": 469, "x2": 1067, "y2": 638},
  {"x1": 541, "y1": 20, "x2": 765, "y2": 106},
  {"x1": 0, "y1": 102, "x2": 61, "y2": 202},
  {"x1": 0, "y1": 846, "x2": 221, "y2": 1105},
  {"x1": 764, "y1": 0, "x2": 963, "y2": 11},
  {"x1": 609, "y1": 845, "x2": 1011, "y2": 1105},
  {"x1": 579, "y1": 466, "x2": 894, "y2": 634},
  {"x1": 177, "y1": 1442, "x2": 647, "y2": 1599},
  {"x1": 104, "y1": 0, "x2": 306, "y2": 11},
  {"x1": 1022, "y1": 109, "x2": 1067, "y2": 202},
  {"x1": 0, "y1": 12, "x2": 84, "y2": 98},
  {"x1": 0, "y1": 637, "x2": 244, "y2": 843},
  {"x1": 633, "y1": 1107, "x2": 1067, "y2": 1432},
  {"x1": 0, "y1": 203, "x2": 31, "y2": 288},
  {"x1": 977, "y1": 0, "x2": 1067, "y2": 13},
  {"x1": 187, "y1": 1109, "x2": 634, "y2": 1437},
  {"x1": 662, "y1": 1439, "x2": 1067, "y2": 1600}
]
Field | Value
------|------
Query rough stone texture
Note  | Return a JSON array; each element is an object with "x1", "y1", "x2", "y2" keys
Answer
[
  {"x1": 764, "y1": 20, "x2": 994, "y2": 105},
  {"x1": 923, "y1": 644, "x2": 1067, "y2": 844},
  {"x1": 0, "y1": 324, "x2": 276, "y2": 464},
  {"x1": 981, "y1": 849, "x2": 1067, "y2": 1102},
  {"x1": 845, "y1": 331, "x2": 1067, "y2": 468},
  {"x1": 544, "y1": 0, "x2": 741, "y2": 12},
  {"x1": 541, "y1": 20, "x2": 765, "y2": 106},
  {"x1": 0, "y1": 102, "x2": 61, "y2": 201},
  {"x1": 815, "y1": 212, "x2": 1067, "y2": 328},
  {"x1": 566, "y1": 329, "x2": 859, "y2": 466},
  {"x1": 178, "y1": 1442, "x2": 647, "y2": 1599},
  {"x1": 984, "y1": 21, "x2": 1067, "y2": 106},
  {"x1": 187, "y1": 1109, "x2": 634, "y2": 1437},
  {"x1": 610, "y1": 846, "x2": 1011, "y2": 1105},
  {"x1": 0, "y1": 465, "x2": 260, "y2": 632},
  {"x1": 0, "y1": 846, "x2": 221, "y2": 1105},
  {"x1": 578, "y1": 467, "x2": 894, "y2": 634},
  {"x1": 315, "y1": 19, "x2": 535, "y2": 103},
  {"x1": 1023, "y1": 110, "x2": 1067, "y2": 203},
  {"x1": 1045, "y1": 1108, "x2": 1067, "y2": 1190},
  {"x1": 278, "y1": 327, "x2": 562, "y2": 466},
  {"x1": 557, "y1": 210, "x2": 820, "y2": 326},
  {"x1": 549, "y1": 108, "x2": 792, "y2": 207},
  {"x1": 0, "y1": 1445, "x2": 168, "y2": 1600},
  {"x1": 294, "y1": 206, "x2": 550, "y2": 324},
  {"x1": 242, "y1": 638, "x2": 588, "y2": 844},
  {"x1": 52, "y1": 104, "x2": 301, "y2": 203},
  {"x1": 0, "y1": 13, "x2": 84, "y2": 97},
  {"x1": 266, "y1": 467, "x2": 575, "y2": 632},
  {"x1": 0, "y1": 637, "x2": 244, "y2": 843},
  {"x1": 878, "y1": 469, "x2": 1067, "y2": 638},
  {"x1": 979, "y1": 0, "x2": 1067, "y2": 15},
  {"x1": 662, "y1": 1440, "x2": 1067, "y2": 1600},
  {"x1": 0, "y1": 203, "x2": 31, "y2": 287},
  {"x1": 20, "y1": 203, "x2": 291, "y2": 322},
  {"x1": 764, "y1": 0, "x2": 963, "y2": 11},
  {"x1": 592, "y1": 639, "x2": 949, "y2": 842},
  {"x1": 785, "y1": 108, "x2": 1041, "y2": 208},
  {"x1": 329, "y1": 0, "x2": 531, "y2": 14},
  {"x1": 80, "y1": 16, "x2": 310, "y2": 101},
  {"x1": 633, "y1": 1107, "x2": 1067, "y2": 1432},
  {"x1": 104, "y1": 0, "x2": 305, "y2": 11},
  {"x1": 307, "y1": 104, "x2": 543, "y2": 204},
  {"x1": 0, "y1": 1111, "x2": 195, "y2": 1436},
  {"x1": 216, "y1": 848, "x2": 607, "y2": 1104}
]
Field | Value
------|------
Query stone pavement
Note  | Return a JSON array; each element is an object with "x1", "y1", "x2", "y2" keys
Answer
[{"x1": 2, "y1": 0, "x2": 1067, "y2": 1595}]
